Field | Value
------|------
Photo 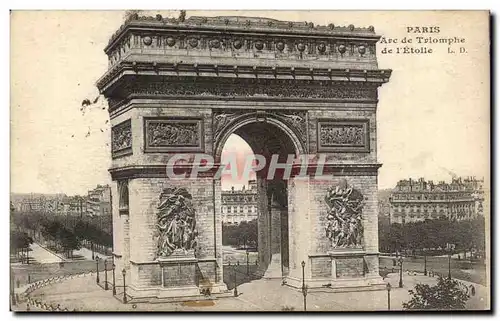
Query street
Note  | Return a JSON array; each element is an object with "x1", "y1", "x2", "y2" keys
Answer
[
  {"x1": 379, "y1": 255, "x2": 487, "y2": 286},
  {"x1": 222, "y1": 245, "x2": 258, "y2": 265}
]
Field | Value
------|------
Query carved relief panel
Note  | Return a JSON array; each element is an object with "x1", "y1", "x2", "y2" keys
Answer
[
  {"x1": 155, "y1": 187, "x2": 198, "y2": 259},
  {"x1": 325, "y1": 179, "x2": 365, "y2": 249},
  {"x1": 111, "y1": 119, "x2": 132, "y2": 158},
  {"x1": 144, "y1": 117, "x2": 204, "y2": 153},
  {"x1": 317, "y1": 119, "x2": 370, "y2": 153}
]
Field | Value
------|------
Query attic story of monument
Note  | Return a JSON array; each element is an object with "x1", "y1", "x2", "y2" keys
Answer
[{"x1": 97, "y1": 13, "x2": 391, "y2": 298}]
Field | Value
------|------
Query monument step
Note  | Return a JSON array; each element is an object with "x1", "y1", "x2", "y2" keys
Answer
[
  {"x1": 308, "y1": 283, "x2": 387, "y2": 293},
  {"x1": 124, "y1": 290, "x2": 234, "y2": 305}
]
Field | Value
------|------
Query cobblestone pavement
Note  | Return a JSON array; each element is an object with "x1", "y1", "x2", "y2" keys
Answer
[{"x1": 11, "y1": 271, "x2": 489, "y2": 312}]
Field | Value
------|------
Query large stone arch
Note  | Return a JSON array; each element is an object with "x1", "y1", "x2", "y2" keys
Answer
[{"x1": 98, "y1": 14, "x2": 391, "y2": 299}]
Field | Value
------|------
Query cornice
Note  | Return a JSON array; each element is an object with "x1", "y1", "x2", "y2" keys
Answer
[
  {"x1": 104, "y1": 74, "x2": 383, "y2": 113},
  {"x1": 106, "y1": 15, "x2": 380, "y2": 53},
  {"x1": 97, "y1": 62, "x2": 391, "y2": 95}
]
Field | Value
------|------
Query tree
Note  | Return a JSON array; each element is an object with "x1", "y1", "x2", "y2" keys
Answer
[
  {"x1": 403, "y1": 276, "x2": 470, "y2": 310},
  {"x1": 222, "y1": 219, "x2": 258, "y2": 248},
  {"x1": 59, "y1": 228, "x2": 81, "y2": 258},
  {"x1": 10, "y1": 230, "x2": 33, "y2": 263},
  {"x1": 379, "y1": 216, "x2": 486, "y2": 257}
]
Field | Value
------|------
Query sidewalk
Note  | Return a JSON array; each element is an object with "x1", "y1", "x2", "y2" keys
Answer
[{"x1": 29, "y1": 243, "x2": 64, "y2": 264}]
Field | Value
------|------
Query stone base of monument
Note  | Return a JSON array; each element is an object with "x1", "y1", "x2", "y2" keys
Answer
[
  {"x1": 263, "y1": 254, "x2": 283, "y2": 279},
  {"x1": 126, "y1": 285, "x2": 232, "y2": 304},
  {"x1": 126, "y1": 250, "x2": 230, "y2": 301},
  {"x1": 282, "y1": 251, "x2": 386, "y2": 292}
]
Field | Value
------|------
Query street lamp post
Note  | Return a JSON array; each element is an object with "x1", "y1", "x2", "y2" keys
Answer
[
  {"x1": 424, "y1": 255, "x2": 427, "y2": 276},
  {"x1": 386, "y1": 283, "x2": 391, "y2": 310},
  {"x1": 448, "y1": 251, "x2": 452, "y2": 280},
  {"x1": 301, "y1": 260, "x2": 308, "y2": 312},
  {"x1": 95, "y1": 255, "x2": 100, "y2": 284},
  {"x1": 122, "y1": 269, "x2": 127, "y2": 303},
  {"x1": 104, "y1": 259, "x2": 109, "y2": 290},
  {"x1": 233, "y1": 262, "x2": 238, "y2": 297},
  {"x1": 112, "y1": 263, "x2": 116, "y2": 295},
  {"x1": 246, "y1": 249, "x2": 250, "y2": 276},
  {"x1": 398, "y1": 257, "x2": 403, "y2": 288}
]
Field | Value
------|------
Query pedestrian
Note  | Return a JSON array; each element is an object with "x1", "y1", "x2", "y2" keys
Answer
[{"x1": 471, "y1": 285, "x2": 476, "y2": 296}]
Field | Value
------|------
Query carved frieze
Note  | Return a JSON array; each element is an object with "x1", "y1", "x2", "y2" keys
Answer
[
  {"x1": 106, "y1": 16, "x2": 378, "y2": 67},
  {"x1": 212, "y1": 110, "x2": 308, "y2": 152},
  {"x1": 325, "y1": 179, "x2": 365, "y2": 249},
  {"x1": 111, "y1": 119, "x2": 132, "y2": 158},
  {"x1": 108, "y1": 34, "x2": 372, "y2": 67},
  {"x1": 317, "y1": 119, "x2": 370, "y2": 153},
  {"x1": 122, "y1": 78, "x2": 377, "y2": 101},
  {"x1": 155, "y1": 187, "x2": 198, "y2": 258},
  {"x1": 144, "y1": 118, "x2": 204, "y2": 153}
]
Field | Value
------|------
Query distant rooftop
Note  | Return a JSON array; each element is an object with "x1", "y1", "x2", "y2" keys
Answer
[{"x1": 393, "y1": 176, "x2": 484, "y2": 192}]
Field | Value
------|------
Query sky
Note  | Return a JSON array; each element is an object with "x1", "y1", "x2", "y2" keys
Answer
[{"x1": 10, "y1": 10, "x2": 490, "y2": 195}]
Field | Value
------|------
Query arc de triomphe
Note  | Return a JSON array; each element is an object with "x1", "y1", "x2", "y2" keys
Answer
[{"x1": 97, "y1": 14, "x2": 392, "y2": 299}]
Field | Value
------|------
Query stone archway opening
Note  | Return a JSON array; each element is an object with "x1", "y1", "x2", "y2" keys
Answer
[
  {"x1": 218, "y1": 119, "x2": 299, "y2": 282},
  {"x1": 219, "y1": 134, "x2": 259, "y2": 281}
]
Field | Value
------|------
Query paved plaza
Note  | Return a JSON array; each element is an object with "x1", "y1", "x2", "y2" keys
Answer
[
  {"x1": 11, "y1": 244, "x2": 488, "y2": 311},
  {"x1": 12, "y1": 270, "x2": 488, "y2": 312}
]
